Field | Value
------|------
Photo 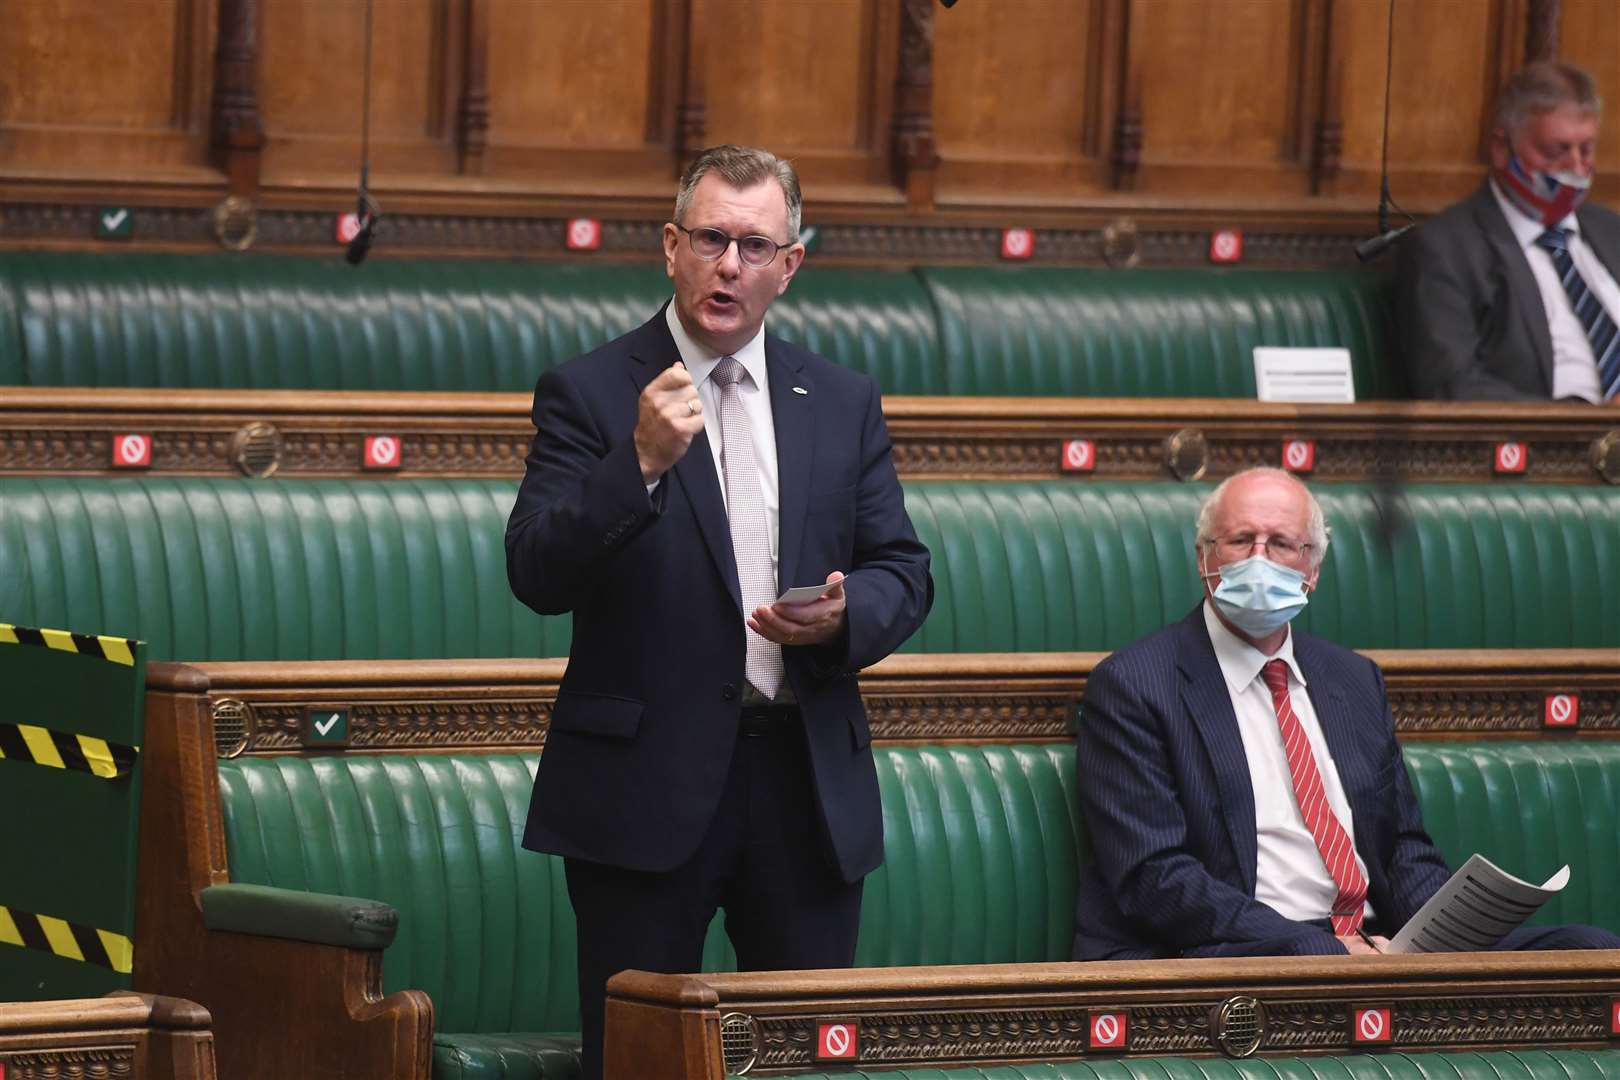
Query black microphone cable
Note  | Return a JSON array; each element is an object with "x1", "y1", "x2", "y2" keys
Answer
[
  {"x1": 1355, "y1": 0, "x2": 1416, "y2": 262},
  {"x1": 346, "y1": 0, "x2": 380, "y2": 265}
]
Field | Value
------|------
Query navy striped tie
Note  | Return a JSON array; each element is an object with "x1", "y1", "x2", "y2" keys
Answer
[{"x1": 1535, "y1": 227, "x2": 1620, "y2": 401}]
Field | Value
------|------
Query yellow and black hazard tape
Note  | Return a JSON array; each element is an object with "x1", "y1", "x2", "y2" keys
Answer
[
  {"x1": 0, "y1": 624, "x2": 136, "y2": 667},
  {"x1": 0, "y1": 723, "x2": 138, "y2": 780},
  {"x1": 0, "y1": 902, "x2": 133, "y2": 974}
]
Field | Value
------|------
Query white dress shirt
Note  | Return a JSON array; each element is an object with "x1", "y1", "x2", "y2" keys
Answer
[
  {"x1": 1490, "y1": 180, "x2": 1620, "y2": 402},
  {"x1": 656, "y1": 303, "x2": 782, "y2": 571},
  {"x1": 1203, "y1": 602, "x2": 1372, "y2": 924}
]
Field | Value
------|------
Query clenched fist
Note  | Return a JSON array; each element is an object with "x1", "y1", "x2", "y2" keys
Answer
[{"x1": 634, "y1": 362, "x2": 705, "y2": 483}]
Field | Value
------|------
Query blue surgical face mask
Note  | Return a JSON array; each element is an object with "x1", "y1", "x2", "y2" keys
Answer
[{"x1": 1202, "y1": 554, "x2": 1310, "y2": 639}]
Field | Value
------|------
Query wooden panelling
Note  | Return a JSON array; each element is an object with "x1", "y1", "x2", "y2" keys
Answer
[
  {"x1": 932, "y1": 0, "x2": 1108, "y2": 197},
  {"x1": 0, "y1": 1, "x2": 1613, "y2": 232},
  {"x1": 1129, "y1": 0, "x2": 1311, "y2": 197},
  {"x1": 0, "y1": 0, "x2": 214, "y2": 177},
  {"x1": 258, "y1": 0, "x2": 459, "y2": 181},
  {"x1": 1559, "y1": 0, "x2": 1620, "y2": 203},
  {"x1": 479, "y1": 0, "x2": 685, "y2": 187},
  {"x1": 1332, "y1": 0, "x2": 1507, "y2": 206},
  {"x1": 699, "y1": 0, "x2": 895, "y2": 191}
]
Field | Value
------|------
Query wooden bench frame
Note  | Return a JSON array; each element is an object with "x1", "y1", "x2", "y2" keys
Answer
[
  {"x1": 0, "y1": 993, "x2": 216, "y2": 1080},
  {"x1": 130, "y1": 652, "x2": 1620, "y2": 1080},
  {"x1": 5, "y1": 388, "x2": 1618, "y2": 484},
  {"x1": 604, "y1": 952, "x2": 1620, "y2": 1080}
]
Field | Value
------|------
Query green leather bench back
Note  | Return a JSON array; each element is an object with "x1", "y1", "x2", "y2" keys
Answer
[
  {"x1": 786, "y1": 1051, "x2": 1620, "y2": 1080},
  {"x1": 4, "y1": 479, "x2": 1617, "y2": 659},
  {"x1": 918, "y1": 267, "x2": 1403, "y2": 397},
  {"x1": 0, "y1": 253, "x2": 1400, "y2": 396},
  {"x1": 217, "y1": 742, "x2": 1620, "y2": 1037},
  {"x1": 0, "y1": 253, "x2": 938, "y2": 394}
]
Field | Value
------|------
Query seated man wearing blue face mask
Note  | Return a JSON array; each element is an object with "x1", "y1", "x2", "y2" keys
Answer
[{"x1": 1070, "y1": 467, "x2": 1620, "y2": 959}]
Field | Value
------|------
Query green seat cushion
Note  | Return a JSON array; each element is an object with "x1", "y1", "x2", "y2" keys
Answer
[
  {"x1": 4, "y1": 479, "x2": 1617, "y2": 659},
  {"x1": 216, "y1": 742, "x2": 1620, "y2": 1040},
  {"x1": 919, "y1": 266, "x2": 1402, "y2": 398},
  {"x1": 0, "y1": 253, "x2": 936, "y2": 393},
  {"x1": 432, "y1": 1032, "x2": 581, "y2": 1080},
  {"x1": 787, "y1": 1051, "x2": 1620, "y2": 1080}
]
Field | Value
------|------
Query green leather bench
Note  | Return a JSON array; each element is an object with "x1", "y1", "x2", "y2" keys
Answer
[
  {"x1": 918, "y1": 267, "x2": 1404, "y2": 398},
  {"x1": 0, "y1": 252, "x2": 1399, "y2": 396},
  {"x1": 210, "y1": 741, "x2": 1620, "y2": 1078},
  {"x1": 3, "y1": 478, "x2": 1615, "y2": 661}
]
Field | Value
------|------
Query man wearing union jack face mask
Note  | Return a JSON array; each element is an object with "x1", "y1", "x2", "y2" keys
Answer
[{"x1": 1397, "y1": 62, "x2": 1620, "y2": 402}]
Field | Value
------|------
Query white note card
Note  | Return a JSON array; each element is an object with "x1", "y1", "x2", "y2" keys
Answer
[{"x1": 1253, "y1": 347, "x2": 1356, "y2": 403}]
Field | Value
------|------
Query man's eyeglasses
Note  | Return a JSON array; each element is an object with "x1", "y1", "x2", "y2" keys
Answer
[
  {"x1": 673, "y1": 224, "x2": 794, "y2": 268},
  {"x1": 1208, "y1": 533, "x2": 1313, "y2": 566}
]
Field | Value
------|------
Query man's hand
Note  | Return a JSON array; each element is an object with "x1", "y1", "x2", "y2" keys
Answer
[
  {"x1": 749, "y1": 571, "x2": 846, "y2": 647},
  {"x1": 1338, "y1": 933, "x2": 1389, "y2": 955},
  {"x1": 634, "y1": 362, "x2": 705, "y2": 483}
]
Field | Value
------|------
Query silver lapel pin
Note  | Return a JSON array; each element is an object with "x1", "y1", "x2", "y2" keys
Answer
[{"x1": 792, "y1": 386, "x2": 808, "y2": 395}]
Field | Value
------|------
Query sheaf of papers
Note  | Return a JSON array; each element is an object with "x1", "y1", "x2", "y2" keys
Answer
[
  {"x1": 1385, "y1": 853, "x2": 1570, "y2": 954},
  {"x1": 1253, "y1": 347, "x2": 1357, "y2": 403}
]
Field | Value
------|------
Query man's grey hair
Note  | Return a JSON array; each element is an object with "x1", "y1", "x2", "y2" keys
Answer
[
  {"x1": 674, "y1": 145, "x2": 802, "y2": 240},
  {"x1": 1494, "y1": 61, "x2": 1602, "y2": 137},
  {"x1": 1194, "y1": 467, "x2": 1331, "y2": 570}
]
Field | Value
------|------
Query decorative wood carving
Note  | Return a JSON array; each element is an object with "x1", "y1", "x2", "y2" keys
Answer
[
  {"x1": 210, "y1": 0, "x2": 264, "y2": 196},
  {"x1": 158, "y1": 650, "x2": 1619, "y2": 756},
  {"x1": 457, "y1": 0, "x2": 491, "y2": 175},
  {"x1": 1524, "y1": 0, "x2": 1560, "y2": 63},
  {"x1": 675, "y1": 0, "x2": 707, "y2": 171},
  {"x1": 891, "y1": 0, "x2": 940, "y2": 211},
  {"x1": 607, "y1": 956, "x2": 1620, "y2": 1080},
  {"x1": 6, "y1": 393, "x2": 1620, "y2": 488}
]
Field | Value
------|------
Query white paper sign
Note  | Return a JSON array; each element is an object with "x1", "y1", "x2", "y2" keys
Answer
[{"x1": 1253, "y1": 347, "x2": 1356, "y2": 403}]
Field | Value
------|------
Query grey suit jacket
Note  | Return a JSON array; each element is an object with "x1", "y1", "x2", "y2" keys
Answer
[{"x1": 1395, "y1": 182, "x2": 1620, "y2": 399}]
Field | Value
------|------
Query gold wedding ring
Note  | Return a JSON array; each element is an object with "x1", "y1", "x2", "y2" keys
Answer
[{"x1": 688, "y1": 398, "x2": 700, "y2": 416}]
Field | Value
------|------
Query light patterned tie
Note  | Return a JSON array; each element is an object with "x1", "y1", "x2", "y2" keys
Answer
[
  {"x1": 1535, "y1": 227, "x2": 1620, "y2": 401},
  {"x1": 1261, "y1": 659, "x2": 1368, "y2": 935},
  {"x1": 711, "y1": 356, "x2": 784, "y2": 700}
]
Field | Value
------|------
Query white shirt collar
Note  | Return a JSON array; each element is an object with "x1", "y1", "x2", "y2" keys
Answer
[
  {"x1": 1203, "y1": 600, "x2": 1307, "y2": 696},
  {"x1": 1489, "y1": 178, "x2": 1581, "y2": 249},
  {"x1": 663, "y1": 302, "x2": 769, "y2": 394}
]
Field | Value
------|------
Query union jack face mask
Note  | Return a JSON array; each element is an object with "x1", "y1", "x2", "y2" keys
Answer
[{"x1": 1496, "y1": 152, "x2": 1592, "y2": 227}]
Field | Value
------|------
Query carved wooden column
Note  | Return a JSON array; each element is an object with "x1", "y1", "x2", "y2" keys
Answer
[
  {"x1": 1525, "y1": 0, "x2": 1559, "y2": 62},
  {"x1": 458, "y1": 0, "x2": 491, "y2": 174},
  {"x1": 1308, "y1": 0, "x2": 1342, "y2": 195},
  {"x1": 1109, "y1": 0, "x2": 1141, "y2": 191},
  {"x1": 675, "y1": 0, "x2": 707, "y2": 174},
  {"x1": 209, "y1": 0, "x2": 265, "y2": 195},
  {"x1": 890, "y1": 0, "x2": 940, "y2": 212}
]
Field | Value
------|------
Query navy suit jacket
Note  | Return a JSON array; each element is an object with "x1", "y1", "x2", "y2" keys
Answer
[
  {"x1": 1395, "y1": 182, "x2": 1620, "y2": 399},
  {"x1": 1071, "y1": 607, "x2": 1451, "y2": 960},
  {"x1": 506, "y1": 307, "x2": 932, "y2": 883}
]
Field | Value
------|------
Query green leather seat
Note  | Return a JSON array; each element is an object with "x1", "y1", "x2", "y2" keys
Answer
[
  {"x1": 215, "y1": 743, "x2": 1620, "y2": 1078},
  {"x1": 0, "y1": 252, "x2": 1402, "y2": 396},
  {"x1": 0, "y1": 253, "x2": 937, "y2": 393},
  {"x1": 4, "y1": 479, "x2": 1617, "y2": 660},
  {"x1": 786, "y1": 1051, "x2": 1620, "y2": 1080},
  {"x1": 919, "y1": 267, "x2": 1402, "y2": 397}
]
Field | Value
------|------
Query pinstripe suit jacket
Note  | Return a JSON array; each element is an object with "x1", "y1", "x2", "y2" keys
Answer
[{"x1": 1071, "y1": 606, "x2": 1451, "y2": 960}]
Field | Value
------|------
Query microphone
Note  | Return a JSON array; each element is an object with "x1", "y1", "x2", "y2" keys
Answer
[
  {"x1": 1354, "y1": 0, "x2": 1415, "y2": 262},
  {"x1": 345, "y1": 187, "x2": 380, "y2": 266},
  {"x1": 1354, "y1": 222, "x2": 1414, "y2": 262}
]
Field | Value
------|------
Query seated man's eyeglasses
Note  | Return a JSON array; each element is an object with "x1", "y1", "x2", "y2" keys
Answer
[
  {"x1": 674, "y1": 224, "x2": 793, "y2": 268},
  {"x1": 1210, "y1": 533, "x2": 1313, "y2": 565}
]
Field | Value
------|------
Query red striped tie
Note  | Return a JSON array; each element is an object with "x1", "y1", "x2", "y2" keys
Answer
[{"x1": 1261, "y1": 659, "x2": 1367, "y2": 935}]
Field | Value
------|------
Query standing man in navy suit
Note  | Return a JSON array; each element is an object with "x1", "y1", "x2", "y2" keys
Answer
[
  {"x1": 1071, "y1": 467, "x2": 1618, "y2": 960},
  {"x1": 506, "y1": 144, "x2": 932, "y2": 1080}
]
